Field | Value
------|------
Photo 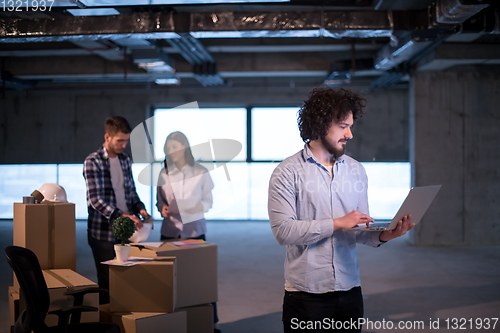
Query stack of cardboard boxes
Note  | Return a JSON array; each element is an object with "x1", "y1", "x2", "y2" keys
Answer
[
  {"x1": 10, "y1": 202, "x2": 100, "y2": 329},
  {"x1": 104, "y1": 241, "x2": 217, "y2": 333},
  {"x1": 9, "y1": 202, "x2": 218, "y2": 333}
]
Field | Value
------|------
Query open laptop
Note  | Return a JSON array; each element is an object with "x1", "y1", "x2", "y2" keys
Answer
[{"x1": 344, "y1": 185, "x2": 442, "y2": 231}]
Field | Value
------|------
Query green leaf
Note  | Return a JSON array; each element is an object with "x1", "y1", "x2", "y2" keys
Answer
[{"x1": 112, "y1": 216, "x2": 136, "y2": 246}]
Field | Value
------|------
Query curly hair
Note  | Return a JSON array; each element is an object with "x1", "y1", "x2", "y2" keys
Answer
[{"x1": 298, "y1": 87, "x2": 366, "y2": 143}]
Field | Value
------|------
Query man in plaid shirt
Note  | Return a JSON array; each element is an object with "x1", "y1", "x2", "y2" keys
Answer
[{"x1": 84, "y1": 116, "x2": 150, "y2": 304}]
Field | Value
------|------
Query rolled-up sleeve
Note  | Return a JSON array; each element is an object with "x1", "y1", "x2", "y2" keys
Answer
[{"x1": 268, "y1": 165, "x2": 334, "y2": 246}]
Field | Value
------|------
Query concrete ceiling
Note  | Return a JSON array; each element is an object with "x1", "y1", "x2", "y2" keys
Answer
[{"x1": 0, "y1": 0, "x2": 499, "y2": 90}]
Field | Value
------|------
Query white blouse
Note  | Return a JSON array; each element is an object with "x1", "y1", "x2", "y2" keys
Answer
[{"x1": 157, "y1": 162, "x2": 214, "y2": 238}]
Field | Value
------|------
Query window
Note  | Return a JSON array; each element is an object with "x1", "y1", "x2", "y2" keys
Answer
[
  {"x1": 153, "y1": 107, "x2": 246, "y2": 162},
  {"x1": 252, "y1": 107, "x2": 304, "y2": 161},
  {"x1": 0, "y1": 165, "x2": 57, "y2": 218},
  {"x1": 0, "y1": 106, "x2": 410, "y2": 221}
]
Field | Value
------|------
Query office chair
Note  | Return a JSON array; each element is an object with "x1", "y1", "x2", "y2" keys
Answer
[{"x1": 5, "y1": 246, "x2": 120, "y2": 333}]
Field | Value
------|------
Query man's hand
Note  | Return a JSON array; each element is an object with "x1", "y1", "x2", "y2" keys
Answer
[
  {"x1": 161, "y1": 206, "x2": 173, "y2": 218},
  {"x1": 122, "y1": 214, "x2": 143, "y2": 231},
  {"x1": 334, "y1": 210, "x2": 374, "y2": 231},
  {"x1": 139, "y1": 209, "x2": 150, "y2": 220},
  {"x1": 379, "y1": 214, "x2": 415, "y2": 242}
]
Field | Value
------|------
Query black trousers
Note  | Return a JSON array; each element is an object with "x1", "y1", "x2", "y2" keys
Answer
[
  {"x1": 283, "y1": 287, "x2": 364, "y2": 333},
  {"x1": 88, "y1": 233, "x2": 117, "y2": 304}
]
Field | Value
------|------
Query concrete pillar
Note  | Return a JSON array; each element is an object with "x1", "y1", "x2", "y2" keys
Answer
[{"x1": 409, "y1": 70, "x2": 500, "y2": 246}]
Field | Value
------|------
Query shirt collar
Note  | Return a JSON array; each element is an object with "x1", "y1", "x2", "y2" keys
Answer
[
  {"x1": 303, "y1": 143, "x2": 345, "y2": 165},
  {"x1": 98, "y1": 145, "x2": 109, "y2": 160},
  {"x1": 170, "y1": 163, "x2": 192, "y2": 174},
  {"x1": 100, "y1": 144, "x2": 125, "y2": 161}
]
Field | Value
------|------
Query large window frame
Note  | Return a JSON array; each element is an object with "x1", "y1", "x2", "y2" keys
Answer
[{"x1": 0, "y1": 105, "x2": 410, "y2": 221}]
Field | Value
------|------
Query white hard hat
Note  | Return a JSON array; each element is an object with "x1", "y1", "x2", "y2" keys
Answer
[{"x1": 38, "y1": 183, "x2": 68, "y2": 203}]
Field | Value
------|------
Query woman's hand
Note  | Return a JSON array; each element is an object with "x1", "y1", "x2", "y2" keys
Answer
[{"x1": 161, "y1": 205, "x2": 173, "y2": 218}]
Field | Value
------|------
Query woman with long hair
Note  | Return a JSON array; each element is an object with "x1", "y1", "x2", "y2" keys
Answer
[{"x1": 156, "y1": 131, "x2": 214, "y2": 240}]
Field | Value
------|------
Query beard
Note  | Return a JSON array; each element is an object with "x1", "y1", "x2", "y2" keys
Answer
[{"x1": 321, "y1": 136, "x2": 346, "y2": 159}]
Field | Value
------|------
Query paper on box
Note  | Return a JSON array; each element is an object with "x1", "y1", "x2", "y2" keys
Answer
[
  {"x1": 109, "y1": 258, "x2": 176, "y2": 313},
  {"x1": 129, "y1": 241, "x2": 217, "y2": 308},
  {"x1": 112, "y1": 312, "x2": 187, "y2": 333}
]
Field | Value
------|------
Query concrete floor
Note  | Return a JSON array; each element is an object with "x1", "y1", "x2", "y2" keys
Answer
[{"x1": 1, "y1": 221, "x2": 499, "y2": 333}]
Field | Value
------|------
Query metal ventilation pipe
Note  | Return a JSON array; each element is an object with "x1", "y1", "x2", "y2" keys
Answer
[{"x1": 435, "y1": 0, "x2": 489, "y2": 24}]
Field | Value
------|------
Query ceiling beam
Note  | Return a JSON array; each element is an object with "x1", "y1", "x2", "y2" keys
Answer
[{"x1": 417, "y1": 43, "x2": 500, "y2": 71}]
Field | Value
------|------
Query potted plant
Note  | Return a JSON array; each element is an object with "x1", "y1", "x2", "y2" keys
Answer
[{"x1": 112, "y1": 216, "x2": 136, "y2": 262}]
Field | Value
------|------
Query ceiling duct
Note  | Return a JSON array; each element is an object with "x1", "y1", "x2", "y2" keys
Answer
[
  {"x1": 132, "y1": 48, "x2": 176, "y2": 85},
  {"x1": 373, "y1": 0, "x2": 491, "y2": 83},
  {"x1": 455, "y1": 6, "x2": 500, "y2": 34},
  {"x1": 374, "y1": 32, "x2": 438, "y2": 71},
  {"x1": 433, "y1": 0, "x2": 489, "y2": 24},
  {"x1": 168, "y1": 33, "x2": 225, "y2": 86},
  {"x1": 189, "y1": 10, "x2": 411, "y2": 39},
  {"x1": 69, "y1": 0, "x2": 86, "y2": 9},
  {"x1": 324, "y1": 71, "x2": 351, "y2": 87},
  {"x1": 0, "y1": 12, "x2": 176, "y2": 42},
  {"x1": 370, "y1": 70, "x2": 407, "y2": 89},
  {"x1": 167, "y1": 33, "x2": 215, "y2": 64},
  {"x1": 0, "y1": 9, "x2": 428, "y2": 42},
  {"x1": 132, "y1": 48, "x2": 174, "y2": 73}
]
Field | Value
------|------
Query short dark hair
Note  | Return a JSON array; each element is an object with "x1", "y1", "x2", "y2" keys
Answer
[
  {"x1": 298, "y1": 87, "x2": 366, "y2": 143},
  {"x1": 105, "y1": 116, "x2": 132, "y2": 136},
  {"x1": 164, "y1": 131, "x2": 195, "y2": 168}
]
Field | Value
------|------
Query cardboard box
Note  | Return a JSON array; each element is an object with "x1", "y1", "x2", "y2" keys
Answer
[
  {"x1": 112, "y1": 312, "x2": 187, "y2": 333},
  {"x1": 8, "y1": 286, "x2": 20, "y2": 327},
  {"x1": 129, "y1": 241, "x2": 217, "y2": 308},
  {"x1": 13, "y1": 202, "x2": 76, "y2": 290},
  {"x1": 100, "y1": 303, "x2": 113, "y2": 323},
  {"x1": 177, "y1": 304, "x2": 213, "y2": 333},
  {"x1": 109, "y1": 259, "x2": 176, "y2": 313},
  {"x1": 41, "y1": 269, "x2": 99, "y2": 326}
]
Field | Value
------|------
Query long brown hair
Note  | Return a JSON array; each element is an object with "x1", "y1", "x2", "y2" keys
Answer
[{"x1": 163, "y1": 131, "x2": 195, "y2": 169}]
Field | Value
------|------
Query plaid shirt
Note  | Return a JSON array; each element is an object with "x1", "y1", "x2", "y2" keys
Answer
[{"x1": 83, "y1": 145, "x2": 145, "y2": 242}]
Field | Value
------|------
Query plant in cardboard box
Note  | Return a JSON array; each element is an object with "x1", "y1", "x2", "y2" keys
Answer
[{"x1": 112, "y1": 216, "x2": 135, "y2": 262}]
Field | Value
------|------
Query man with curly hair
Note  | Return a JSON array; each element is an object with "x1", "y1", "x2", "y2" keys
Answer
[{"x1": 268, "y1": 87, "x2": 414, "y2": 332}]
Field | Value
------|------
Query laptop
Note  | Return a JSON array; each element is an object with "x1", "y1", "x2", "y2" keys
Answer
[{"x1": 344, "y1": 185, "x2": 442, "y2": 231}]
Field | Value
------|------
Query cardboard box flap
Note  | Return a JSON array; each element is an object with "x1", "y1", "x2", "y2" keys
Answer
[
  {"x1": 125, "y1": 312, "x2": 187, "y2": 333},
  {"x1": 42, "y1": 271, "x2": 67, "y2": 290},
  {"x1": 126, "y1": 312, "x2": 170, "y2": 320},
  {"x1": 48, "y1": 269, "x2": 95, "y2": 288}
]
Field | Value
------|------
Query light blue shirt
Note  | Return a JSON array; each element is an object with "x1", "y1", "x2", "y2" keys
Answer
[{"x1": 268, "y1": 144, "x2": 383, "y2": 294}]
